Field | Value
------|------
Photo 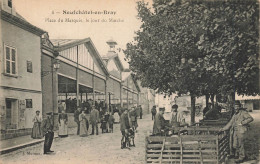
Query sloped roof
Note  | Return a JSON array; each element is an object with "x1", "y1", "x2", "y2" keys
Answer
[
  {"x1": 51, "y1": 39, "x2": 80, "y2": 47},
  {"x1": 1, "y1": 10, "x2": 46, "y2": 36},
  {"x1": 102, "y1": 51, "x2": 124, "y2": 71},
  {"x1": 106, "y1": 51, "x2": 117, "y2": 58},
  {"x1": 122, "y1": 72, "x2": 131, "y2": 81},
  {"x1": 50, "y1": 38, "x2": 109, "y2": 76},
  {"x1": 121, "y1": 72, "x2": 140, "y2": 92}
]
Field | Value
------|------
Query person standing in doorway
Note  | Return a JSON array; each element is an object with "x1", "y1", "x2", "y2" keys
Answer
[
  {"x1": 41, "y1": 112, "x2": 54, "y2": 154},
  {"x1": 74, "y1": 107, "x2": 81, "y2": 135},
  {"x1": 90, "y1": 106, "x2": 100, "y2": 135},
  {"x1": 31, "y1": 110, "x2": 42, "y2": 139}
]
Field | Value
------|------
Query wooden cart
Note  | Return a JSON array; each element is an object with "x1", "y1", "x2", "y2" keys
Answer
[{"x1": 145, "y1": 128, "x2": 229, "y2": 164}]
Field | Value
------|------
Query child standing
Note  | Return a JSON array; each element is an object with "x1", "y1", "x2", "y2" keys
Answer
[{"x1": 108, "y1": 112, "x2": 115, "y2": 133}]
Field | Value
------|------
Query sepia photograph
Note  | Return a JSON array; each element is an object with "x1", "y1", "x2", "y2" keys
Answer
[{"x1": 0, "y1": 0, "x2": 259, "y2": 163}]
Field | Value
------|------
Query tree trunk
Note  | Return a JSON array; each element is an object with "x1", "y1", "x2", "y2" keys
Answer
[
  {"x1": 205, "y1": 94, "x2": 210, "y2": 108},
  {"x1": 210, "y1": 94, "x2": 215, "y2": 108},
  {"x1": 216, "y1": 94, "x2": 221, "y2": 103},
  {"x1": 228, "y1": 92, "x2": 235, "y2": 116},
  {"x1": 190, "y1": 94, "x2": 196, "y2": 125}
]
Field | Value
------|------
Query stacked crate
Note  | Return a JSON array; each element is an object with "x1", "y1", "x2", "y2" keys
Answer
[{"x1": 145, "y1": 128, "x2": 229, "y2": 164}]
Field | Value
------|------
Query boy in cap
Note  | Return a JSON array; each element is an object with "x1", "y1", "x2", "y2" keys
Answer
[
  {"x1": 220, "y1": 101, "x2": 253, "y2": 163},
  {"x1": 41, "y1": 112, "x2": 54, "y2": 154}
]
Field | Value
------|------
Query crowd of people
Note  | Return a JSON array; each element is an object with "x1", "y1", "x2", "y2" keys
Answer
[
  {"x1": 31, "y1": 100, "x2": 254, "y2": 162},
  {"x1": 30, "y1": 104, "x2": 143, "y2": 153},
  {"x1": 58, "y1": 98, "x2": 107, "y2": 114}
]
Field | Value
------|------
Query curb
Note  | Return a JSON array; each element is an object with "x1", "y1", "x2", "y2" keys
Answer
[{"x1": 0, "y1": 135, "x2": 59, "y2": 155}]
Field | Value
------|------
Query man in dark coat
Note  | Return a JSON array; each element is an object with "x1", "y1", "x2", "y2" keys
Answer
[
  {"x1": 205, "y1": 105, "x2": 221, "y2": 120},
  {"x1": 41, "y1": 112, "x2": 54, "y2": 154},
  {"x1": 139, "y1": 105, "x2": 143, "y2": 119},
  {"x1": 120, "y1": 108, "x2": 130, "y2": 149},
  {"x1": 90, "y1": 106, "x2": 100, "y2": 135},
  {"x1": 74, "y1": 107, "x2": 81, "y2": 135},
  {"x1": 153, "y1": 107, "x2": 166, "y2": 136},
  {"x1": 151, "y1": 105, "x2": 157, "y2": 120},
  {"x1": 203, "y1": 103, "x2": 212, "y2": 117}
]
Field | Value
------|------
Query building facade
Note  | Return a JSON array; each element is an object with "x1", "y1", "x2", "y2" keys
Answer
[
  {"x1": 0, "y1": 0, "x2": 45, "y2": 139},
  {"x1": 102, "y1": 39, "x2": 124, "y2": 111},
  {"x1": 138, "y1": 82, "x2": 156, "y2": 114},
  {"x1": 42, "y1": 36, "x2": 110, "y2": 128},
  {"x1": 122, "y1": 72, "x2": 140, "y2": 109}
]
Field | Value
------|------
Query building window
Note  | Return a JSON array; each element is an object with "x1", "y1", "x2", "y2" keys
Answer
[
  {"x1": 8, "y1": 0, "x2": 12, "y2": 8},
  {"x1": 4, "y1": 44, "x2": 17, "y2": 75},
  {"x1": 27, "y1": 61, "x2": 33, "y2": 73},
  {"x1": 26, "y1": 99, "x2": 32, "y2": 108}
]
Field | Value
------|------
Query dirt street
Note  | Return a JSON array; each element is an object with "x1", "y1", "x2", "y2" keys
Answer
[
  {"x1": 1, "y1": 111, "x2": 259, "y2": 164},
  {"x1": 1, "y1": 114, "x2": 154, "y2": 164}
]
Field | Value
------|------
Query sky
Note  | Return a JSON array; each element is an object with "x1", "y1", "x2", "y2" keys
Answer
[{"x1": 13, "y1": 0, "x2": 153, "y2": 68}]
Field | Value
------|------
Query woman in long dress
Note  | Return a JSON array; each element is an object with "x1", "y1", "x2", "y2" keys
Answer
[
  {"x1": 79, "y1": 110, "x2": 88, "y2": 137},
  {"x1": 58, "y1": 109, "x2": 68, "y2": 137},
  {"x1": 31, "y1": 110, "x2": 42, "y2": 139}
]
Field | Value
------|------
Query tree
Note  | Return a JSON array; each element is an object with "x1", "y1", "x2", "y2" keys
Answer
[{"x1": 124, "y1": 0, "x2": 259, "y2": 124}]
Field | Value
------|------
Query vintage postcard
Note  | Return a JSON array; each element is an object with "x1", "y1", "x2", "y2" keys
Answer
[{"x1": 0, "y1": 0, "x2": 259, "y2": 164}]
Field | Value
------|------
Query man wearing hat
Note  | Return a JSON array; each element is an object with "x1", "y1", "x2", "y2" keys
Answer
[
  {"x1": 153, "y1": 107, "x2": 167, "y2": 136},
  {"x1": 220, "y1": 101, "x2": 253, "y2": 163},
  {"x1": 74, "y1": 107, "x2": 81, "y2": 135},
  {"x1": 41, "y1": 112, "x2": 54, "y2": 154},
  {"x1": 90, "y1": 105, "x2": 100, "y2": 135}
]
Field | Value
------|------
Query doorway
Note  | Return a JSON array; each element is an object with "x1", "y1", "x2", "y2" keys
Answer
[{"x1": 5, "y1": 98, "x2": 18, "y2": 129}]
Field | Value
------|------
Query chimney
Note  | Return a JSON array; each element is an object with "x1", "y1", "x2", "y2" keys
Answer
[{"x1": 106, "y1": 38, "x2": 117, "y2": 52}]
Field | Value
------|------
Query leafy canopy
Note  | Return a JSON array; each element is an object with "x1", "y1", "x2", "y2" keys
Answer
[{"x1": 124, "y1": 0, "x2": 259, "y2": 97}]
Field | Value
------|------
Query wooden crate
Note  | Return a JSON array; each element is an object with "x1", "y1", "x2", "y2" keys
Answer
[
  {"x1": 145, "y1": 132, "x2": 229, "y2": 164},
  {"x1": 198, "y1": 119, "x2": 229, "y2": 127},
  {"x1": 177, "y1": 127, "x2": 221, "y2": 135}
]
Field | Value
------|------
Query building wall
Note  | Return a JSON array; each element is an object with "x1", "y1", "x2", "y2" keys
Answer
[
  {"x1": 107, "y1": 59, "x2": 121, "y2": 79},
  {"x1": 0, "y1": 19, "x2": 42, "y2": 130},
  {"x1": 107, "y1": 77, "x2": 121, "y2": 104},
  {"x1": 1, "y1": 20, "x2": 42, "y2": 91},
  {"x1": 0, "y1": 88, "x2": 42, "y2": 129},
  {"x1": 41, "y1": 54, "x2": 56, "y2": 115}
]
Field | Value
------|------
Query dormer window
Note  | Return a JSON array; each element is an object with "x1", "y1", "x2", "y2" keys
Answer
[{"x1": 8, "y1": 0, "x2": 12, "y2": 8}]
